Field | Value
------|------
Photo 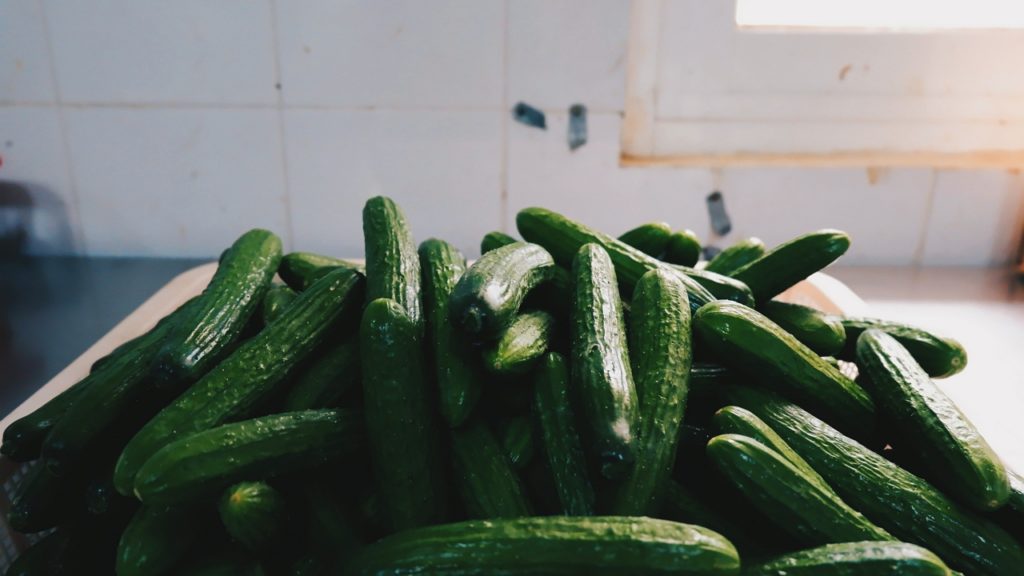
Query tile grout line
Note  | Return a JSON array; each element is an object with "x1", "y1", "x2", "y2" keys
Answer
[
  {"x1": 912, "y1": 168, "x2": 939, "y2": 268},
  {"x1": 499, "y1": 0, "x2": 510, "y2": 235},
  {"x1": 0, "y1": 101, "x2": 626, "y2": 116},
  {"x1": 268, "y1": 0, "x2": 295, "y2": 251}
]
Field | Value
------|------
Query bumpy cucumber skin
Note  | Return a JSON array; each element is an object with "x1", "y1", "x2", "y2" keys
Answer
[
  {"x1": 219, "y1": 481, "x2": 287, "y2": 552},
  {"x1": 668, "y1": 265, "x2": 754, "y2": 306},
  {"x1": 114, "y1": 269, "x2": 364, "y2": 495},
  {"x1": 571, "y1": 244, "x2": 639, "y2": 480},
  {"x1": 481, "y1": 231, "x2": 519, "y2": 254},
  {"x1": 484, "y1": 310, "x2": 555, "y2": 375},
  {"x1": 856, "y1": 329, "x2": 1008, "y2": 511},
  {"x1": 450, "y1": 421, "x2": 532, "y2": 519},
  {"x1": 533, "y1": 352, "x2": 595, "y2": 516},
  {"x1": 348, "y1": 516, "x2": 741, "y2": 576},
  {"x1": 361, "y1": 298, "x2": 447, "y2": 532},
  {"x1": 661, "y1": 479, "x2": 766, "y2": 557},
  {"x1": 618, "y1": 222, "x2": 673, "y2": 258},
  {"x1": 1, "y1": 379, "x2": 88, "y2": 463},
  {"x1": 363, "y1": 196, "x2": 424, "y2": 332},
  {"x1": 746, "y1": 542, "x2": 953, "y2": 576},
  {"x1": 278, "y1": 251, "x2": 364, "y2": 292},
  {"x1": 840, "y1": 317, "x2": 967, "y2": 378},
  {"x1": 761, "y1": 301, "x2": 846, "y2": 357},
  {"x1": 990, "y1": 470, "x2": 1024, "y2": 542},
  {"x1": 731, "y1": 229, "x2": 850, "y2": 304},
  {"x1": 261, "y1": 284, "x2": 298, "y2": 325},
  {"x1": 283, "y1": 334, "x2": 360, "y2": 411},
  {"x1": 664, "y1": 230, "x2": 702, "y2": 267},
  {"x1": 611, "y1": 269, "x2": 691, "y2": 516},
  {"x1": 117, "y1": 504, "x2": 198, "y2": 576},
  {"x1": 694, "y1": 300, "x2": 874, "y2": 439},
  {"x1": 499, "y1": 416, "x2": 535, "y2": 470},
  {"x1": 449, "y1": 242, "x2": 555, "y2": 336},
  {"x1": 705, "y1": 238, "x2": 766, "y2": 275},
  {"x1": 419, "y1": 239, "x2": 483, "y2": 427}
]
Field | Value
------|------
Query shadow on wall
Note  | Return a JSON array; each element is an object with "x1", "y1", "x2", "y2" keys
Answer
[{"x1": 0, "y1": 180, "x2": 76, "y2": 257}]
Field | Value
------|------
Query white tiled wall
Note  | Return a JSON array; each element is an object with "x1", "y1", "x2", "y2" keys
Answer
[{"x1": 1, "y1": 0, "x2": 1021, "y2": 264}]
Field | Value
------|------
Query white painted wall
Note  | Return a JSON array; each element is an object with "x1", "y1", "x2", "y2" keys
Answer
[{"x1": 1, "y1": 0, "x2": 1021, "y2": 265}]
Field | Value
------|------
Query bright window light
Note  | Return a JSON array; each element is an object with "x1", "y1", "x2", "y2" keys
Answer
[{"x1": 736, "y1": 0, "x2": 1024, "y2": 31}]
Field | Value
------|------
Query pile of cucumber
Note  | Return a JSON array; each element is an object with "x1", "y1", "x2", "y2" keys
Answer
[{"x1": 2, "y1": 196, "x2": 1021, "y2": 576}]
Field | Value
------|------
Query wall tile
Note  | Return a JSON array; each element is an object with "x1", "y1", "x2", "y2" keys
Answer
[
  {"x1": 285, "y1": 109, "x2": 502, "y2": 258},
  {"x1": 65, "y1": 108, "x2": 289, "y2": 257},
  {"x1": 0, "y1": 2, "x2": 55, "y2": 102},
  {"x1": 277, "y1": 0, "x2": 503, "y2": 108},
  {"x1": 44, "y1": 0, "x2": 276, "y2": 104}
]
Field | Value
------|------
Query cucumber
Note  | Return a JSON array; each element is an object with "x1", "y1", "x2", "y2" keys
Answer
[
  {"x1": 618, "y1": 222, "x2": 673, "y2": 257},
  {"x1": 517, "y1": 207, "x2": 715, "y2": 309},
  {"x1": 694, "y1": 300, "x2": 874, "y2": 438},
  {"x1": 731, "y1": 229, "x2": 850, "y2": 304},
  {"x1": 498, "y1": 416, "x2": 535, "y2": 470},
  {"x1": 283, "y1": 334, "x2": 360, "y2": 411},
  {"x1": 855, "y1": 329, "x2": 1008, "y2": 511},
  {"x1": 990, "y1": 470, "x2": 1024, "y2": 541},
  {"x1": 301, "y1": 478, "x2": 363, "y2": 570},
  {"x1": 5, "y1": 529, "x2": 69, "y2": 576},
  {"x1": 134, "y1": 409, "x2": 363, "y2": 505},
  {"x1": 279, "y1": 252, "x2": 364, "y2": 292},
  {"x1": 532, "y1": 352, "x2": 595, "y2": 516},
  {"x1": 668, "y1": 265, "x2": 755, "y2": 305},
  {"x1": 419, "y1": 238, "x2": 483, "y2": 427},
  {"x1": 571, "y1": 244, "x2": 639, "y2": 480},
  {"x1": 705, "y1": 238, "x2": 765, "y2": 275},
  {"x1": 450, "y1": 421, "x2": 532, "y2": 519},
  {"x1": 8, "y1": 464, "x2": 83, "y2": 533},
  {"x1": 154, "y1": 228, "x2": 282, "y2": 386},
  {"x1": 361, "y1": 298, "x2": 447, "y2": 531},
  {"x1": 660, "y1": 479, "x2": 765, "y2": 557},
  {"x1": 363, "y1": 196, "x2": 423, "y2": 331},
  {"x1": 480, "y1": 229, "x2": 575, "y2": 308},
  {"x1": 262, "y1": 284, "x2": 297, "y2": 324},
  {"x1": 664, "y1": 229, "x2": 702, "y2": 266},
  {"x1": 716, "y1": 384, "x2": 1024, "y2": 576},
  {"x1": 746, "y1": 542, "x2": 953, "y2": 576},
  {"x1": 839, "y1": 317, "x2": 967, "y2": 378},
  {"x1": 219, "y1": 482, "x2": 287, "y2": 552},
  {"x1": 348, "y1": 516, "x2": 741, "y2": 576},
  {"x1": 483, "y1": 310, "x2": 555, "y2": 375},
  {"x1": 114, "y1": 268, "x2": 364, "y2": 495},
  {"x1": 761, "y1": 301, "x2": 846, "y2": 356},
  {"x1": 117, "y1": 504, "x2": 199, "y2": 576},
  {"x1": 611, "y1": 268, "x2": 691, "y2": 516},
  {"x1": 170, "y1": 551, "x2": 265, "y2": 576},
  {"x1": 1, "y1": 379, "x2": 88, "y2": 462},
  {"x1": 707, "y1": 433, "x2": 893, "y2": 545},
  {"x1": 449, "y1": 242, "x2": 556, "y2": 336},
  {"x1": 481, "y1": 231, "x2": 519, "y2": 254}
]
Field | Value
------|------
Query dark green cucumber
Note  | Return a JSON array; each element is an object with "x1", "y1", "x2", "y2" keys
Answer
[
  {"x1": 283, "y1": 334, "x2": 360, "y2": 411},
  {"x1": 5, "y1": 529, "x2": 69, "y2": 576},
  {"x1": 716, "y1": 384, "x2": 1024, "y2": 576},
  {"x1": 89, "y1": 296, "x2": 199, "y2": 374},
  {"x1": 219, "y1": 482, "x2": 287, "y2": 552},
  {"x1": 856, "y1": 329, "x2": 1008, "y2": 511},
  {"x1": 8, "y1": 464, "x2": 83, "y2": 533},
  {"x1": 419, "y1": 238, "x2": 483, "y2": 427},
  {"x1": 498, "y1": 416, "x2": 535, "y2": 470},
  {"x1": 1, "y1": 380, "x2": 88, "y2": 462},
  {"x1": 664, "y1": 229, "x2": 702, "y2": 266},
  {"x1": 705, "y1": 238, "x2": 766, "y2": 275},
  {"x1": 611, "y1": 268, "x2": 691, "y2": 516},
  {"x1": 532, "y1": 352, "x2": 595, "y2": 516},
  {"x1": 694, "y1": 300, "x2": 874, "y2": 438},
  {"x1": 361, "y1": 298, "x2": 446, "y2": 531},
  {"x1": 746, "y1": 542, "x2": 953, "y2": 576},
  {"x1": 571, "y1": 244, "x2": 639, "y2": 480},
  {"x1": 154, "y1": 229, "x2": 282, "y2": 386},
  {"x1": 990, "y1": 470, "x2": 1024, "y2": 541},
  {"x1": 449, "y1": 242, "x2": 555, "y2": 336},
  {"x1": 707, "y1": 433, "x2": 892, "y2": 545},
  {"x1": 669, "y1": 265, "x2": 755, "y2": 305},
  {"x1": 114, "y1": 268, "x2": 364, "y2": 495},
  {"x1": 660, "y1": 479, "x2": 764, "y2": 557},
  {"x1": 363, "y1": 196, "x2": 423, "y2": 331},
  {"x1": 839, "y1": 317, "x2": 967, "y2": 378},
  {"x1": 481, "y1": 231, "x2": 519, "y2": 254},
  {"x1": 261, "y1": 284, "x2": 298, "y2": 324},
  {"x1": 134, "y1": 409, "x2": 362, "y2": 505},
  {"x1": 117, "y1": 504, "x2": 199, "y2": 576},
  {"x1": 483, "y1": 310, "x2": 555, "y2": 375},
  {"x1": 730, "y1": 229, "x2": 850, "y2": 304},
  {"x1": 761, "y1": 301, "x2": 846, "y2": 356},
  {"x1": 450, "y1": 421, "x2": 532, "y2": 519},
  {"x1": 302, "y1": 478, "x2": 363, "y2": 570},
  {"x1": 618, "y1": 222, "x2": 673, "y2": 257},
  {"x1": 279, "y1": 252, "x2": 364, "y2": 292},
  {"x1": 517, "y1": 207, "x2": 715, "y2": 309},
  {"x1": 169, "y1": 550, "x2": 265, "y2": 576},
  {"x1": 348, "y1": 516, "x2": 740, "y2": 576}
]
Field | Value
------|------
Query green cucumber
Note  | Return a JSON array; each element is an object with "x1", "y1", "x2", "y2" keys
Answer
[
  {"x1": 8, "y1": 464, "x2": 83, "y2": 533},
  {"x1": 170, "y1": 551, "x2": 265, "y2": 576},
  {"x1": 302, "y1": 478, "x2": 363, "y2": 570},
  {"x1": 134, "y1": 409, "x2": 362, "y2": 505},
  {"x1": 660, "y1": 479, "x2": 765, "y2": 557},
  {"x1": 571, "y1": 244, "x2": 639, "y2": 480},
  {"x1": 450, "y1": 421, "x2": 532, "y2": 519},
  {"x1": 154, "y1": 229, "x2": 282, "y2": 386},
  {"x1": 707, "y1": 433, "x2": 893, "y2": 545},
  {"x1": 611, "y1": 268, "x2": 691, "y2": 516},
  {"x1": 278, "y1": 252, "x2": 363, "y2": 292},
  {"x1": 1, "y1": 379, "x2": 88, "y2": 462},
  {"x1": 532, "y1": 352, "x2": 595, "y2": 516},
  {"x1": 219, "y1": 482, "x2": 287, "y2": 552},
  {"x1": 499, "y1": 416, "x2": 535, "y2": 470},
  {"x1": 348, "y1": 516, "x2": 740, "y2": 576},
  {"x1": 479, "y1": 229, "x2": 577, "y2": 313},
  {"x1": 669, "y1": 265, "x2": 755, "y2": 305},
  {"x1": 283, "y1": 334, "x2": 360, "y2": 411},
  {"x1": 484, "y1": 310, "x2": 555, "y2": 375},
  {"x1": 855, "y1": 329, "x2": 1008, "y2": 511},
  {"x1": 114, "y1": 268, "x2": 364, "y2": 495},
  {"x1": 761, "y1": 301, "x2": 846, "y2": 356},
  {"x1": 990, "y1": 470, "x2": 1024, "y2": 541},
  {"x1": 89, "y1": 295, "x2": 199, "y2": 374},
  {"x1": 449, "y1": 242, "x2": 556, "y2": 336},
  {"x1": 746, "y1": 542, "x2": 953, "y2": 576},
  {"x1": 839, "y1": 317, "x2": 967, "y2": 378},
  {"x1": 363, "y1": 196, "x2": 423, "y2": 331},
  {"x1": 664, "y1": 229, "x2": 702, "y2": 266},
  {"x1": 731, "y1": 230, "x2": 850, "y2": 304},
  {"x1": 705, "y1": 238, "x2": 766, "y2": 275},
  {"x1": 618, "y1": 222, "x2": 673, "y2": 257},
  {"x1": 361, "y1": 298, "x2": 446, "y2": 531},
  {"x1": 419, "y1": 238, "x2": 483, "y2": 427},
  {"x1": 694, "y1": 300, "x2": 874, "y2": 438},
  {"x1": 261, "y1": 284, "x2": 298, "y2": 324},
  {"x1": 481, "y1": 231, "x2": 519, "y2": 254},
  {"x1": 117, "y1": 504, "x2": 199, "y2": 576}
]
